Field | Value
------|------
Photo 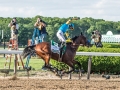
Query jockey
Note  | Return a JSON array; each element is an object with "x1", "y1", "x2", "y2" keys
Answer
[
  {"x1": 56, "y1": 18, "x2": 75, "y2": 60},
  {"x1": 56, "y1": 19, "x2": 74, "y2": 47},
  {"x1": 8, "y1": 17, "x2": 19, "y2": 42}
]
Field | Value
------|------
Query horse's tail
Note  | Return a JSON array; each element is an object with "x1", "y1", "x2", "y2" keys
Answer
[{"x1": 21, "y1": 45, "x2": 36, "y2": 59}]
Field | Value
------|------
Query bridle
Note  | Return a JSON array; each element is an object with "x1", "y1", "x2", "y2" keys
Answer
[{"x1": 71, "y1": 35, "x2": 86, "y2": 48}]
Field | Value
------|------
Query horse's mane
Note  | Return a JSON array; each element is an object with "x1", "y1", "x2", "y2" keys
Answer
[
  {"x1": 71, "y1": 36, "x2": 79, "y2": 42},
  {"x1": 66, "y1": 32, "x2": 84, "y2": 45},
  {"x1": 71, "y1": 32, "x2": 83, "y2": 42},
  {"x1": 66, "y1": 36, "x2": 78, "y2": 45}
]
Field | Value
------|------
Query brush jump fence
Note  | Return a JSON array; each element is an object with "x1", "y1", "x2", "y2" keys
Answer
[{"x1": 0, "y1": 50, "x2": 120, "y2": 79}]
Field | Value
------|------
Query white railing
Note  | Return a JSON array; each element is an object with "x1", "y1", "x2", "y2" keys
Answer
[
  {"x1": 0, "y1": 50, "x2": 23, "y2": 54},
  {"x1": 1, "y1": 50, "x2": 120, "y2": 56},
  {"x1": 0, "y1": 50, "x2": 120, "y2": 79},
  {"x1": 102, "y1": 35, "x2": 120, "y2": 43}
]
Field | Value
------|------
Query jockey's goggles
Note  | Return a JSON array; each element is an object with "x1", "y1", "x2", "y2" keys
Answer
[{"x1": 69, "y1": 23, "x2": 74, "y2": 30}]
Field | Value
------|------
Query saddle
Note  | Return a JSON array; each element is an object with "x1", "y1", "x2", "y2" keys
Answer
[
  {"x1": 51, "y1": 40, "x2": 66, "y2": 56},
  {"x1": 51, "y1": 40, "x2": 60, "y2": 54},
  {"x1": 51, "y1": 39, "x2": 72, "y2": 61}
]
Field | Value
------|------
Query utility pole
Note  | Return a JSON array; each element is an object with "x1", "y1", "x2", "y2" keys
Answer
[
  {"x1": 1, "y1": 30, "x2": 5, "y2": 57},
  {"x1": 3, "y1": 36, "x2": 6, "y2": 57}
]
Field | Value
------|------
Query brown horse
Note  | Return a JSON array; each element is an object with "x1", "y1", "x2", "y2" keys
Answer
[{"x1": 21, "y1": 33, "x2": 87, "y2": 75}]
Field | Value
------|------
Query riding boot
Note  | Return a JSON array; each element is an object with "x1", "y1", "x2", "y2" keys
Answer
[
  {"x1": 59, "y1": 42, "x2": 66, "y2": 62},
  {"x1": 59, "y1": 52, "x2": 62, "y2": 62},
  {"x1": 58, "y1": 42, "x2": 62, "y2": 47},
  {"x1": 60, "y1": 47, "x2": 63, "y2": 58}
]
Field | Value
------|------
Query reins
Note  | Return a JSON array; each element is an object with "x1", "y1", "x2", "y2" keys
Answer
[{"x1": 70, "y1": 35, "x2": 86, "y2": 49}]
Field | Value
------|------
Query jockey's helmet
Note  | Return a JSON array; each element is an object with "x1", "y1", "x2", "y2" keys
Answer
[{"x1": 69, "y1": 23, "x2": 74, "y2": 30}]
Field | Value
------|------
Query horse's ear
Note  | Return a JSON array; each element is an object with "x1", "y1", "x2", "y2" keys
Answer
[{"x1": 80, "y1": 32, "x2": 83, "y2": 35}]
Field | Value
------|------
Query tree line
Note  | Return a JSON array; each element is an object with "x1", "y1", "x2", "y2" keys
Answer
[{"x1": 0, "y1": 15, "x2": 120, "y2": 45}]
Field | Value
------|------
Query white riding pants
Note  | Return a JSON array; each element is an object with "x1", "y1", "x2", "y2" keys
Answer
[{"x1": 56, "y1": 30, "x2": 66, "y2": 42}]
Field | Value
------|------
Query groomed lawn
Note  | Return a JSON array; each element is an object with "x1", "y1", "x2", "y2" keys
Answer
[{"x1": 0, "y1": 56, "x2": 45, "y2": 70}]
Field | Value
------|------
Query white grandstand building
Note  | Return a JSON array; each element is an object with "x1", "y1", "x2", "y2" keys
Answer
[{"x1": 101, "y1": 31, "x2": 120, "y2": 43}]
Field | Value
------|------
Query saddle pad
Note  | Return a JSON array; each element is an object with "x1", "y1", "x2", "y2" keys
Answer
[
  {"x1": 51, "y1": 40, "x2": 67, "y2": 54},
  {"x1": 51, "y1": 40, "x2": 58, "y2": 46},
  {"x1": 51, "y1": 40, "x2": 60, "y2": 54}
]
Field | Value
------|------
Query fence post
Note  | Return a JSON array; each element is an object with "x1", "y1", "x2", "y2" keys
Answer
[
  {"x1": 14, "y1": 54, "x2": 17, "y2": 75},
  {"x1": 68, "y1": 67, "x2": 72, "y2": 79},
  {"x1": 87, "y1": 55, "x2": 92, "y2": 80}
]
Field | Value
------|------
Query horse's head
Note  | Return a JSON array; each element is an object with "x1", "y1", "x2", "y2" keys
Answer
[{"x1": 71, "y1": 32, "x2": 87, "y2": 46}]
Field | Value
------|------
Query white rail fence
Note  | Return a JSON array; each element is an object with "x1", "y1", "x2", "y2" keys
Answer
[{"x1": 0, "y1": 50, "x2": 120, "y2": 79}]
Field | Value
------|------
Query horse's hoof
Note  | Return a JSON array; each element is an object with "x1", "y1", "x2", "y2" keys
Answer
[
  {"x1": 52, "y1": 69, "x2": 57, "y2": 72},
  {"x1": 55, "y1": 70, "x2": 63, "y2": 76},
  {"x1": 41, "y1": 67, "x2": 48, "y2": 71},
  {"x1": 74, "y1": 69, "x2": 79, "y2": 73},
  {"x1": 57, "y1": 70, "x2": 62, "y2": 75},
  {"x1": 55, "y1": 73, "x2": 60, "y2": 76},
  {"x1": 52, "y1": 68, "x2": 58, "y2": 72}
]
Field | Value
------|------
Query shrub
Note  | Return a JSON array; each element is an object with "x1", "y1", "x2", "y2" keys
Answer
[{"x1": 50, "y1": 43, "x2": 120, "y2": 73}]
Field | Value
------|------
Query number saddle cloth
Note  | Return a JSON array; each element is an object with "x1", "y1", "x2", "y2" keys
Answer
[{"x1": 51, "y1": 39, "x2": 72, "y2": 54}]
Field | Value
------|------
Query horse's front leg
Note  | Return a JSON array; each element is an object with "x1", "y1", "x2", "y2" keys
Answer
[
  {"x1": 72, "y1": 60, "x2": 82, "y2": 79},
  {"x1": 60, "y1": 58, "x2": 75, "y2": 74},
  {"x1": 61, "y1": 65, "x2": 75, "y2": 74}
]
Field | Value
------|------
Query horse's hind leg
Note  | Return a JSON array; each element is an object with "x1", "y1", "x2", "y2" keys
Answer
[
  {"x1": 40, "y1": 53, "x2": 51, "y2": 70},
  {"x1": 43, "y1": 54, "x2": 53, "y2": 70}
]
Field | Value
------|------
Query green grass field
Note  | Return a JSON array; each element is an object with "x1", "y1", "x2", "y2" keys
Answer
[
  {"x1": 0, "y1": 56, "x2": 45, "y2": 70},
  {"x1": 0, "y1": 48, "x2": 47, "y2": 77},
  {"x1": 0, "y1": 56, "x2": 47, "y2": 77}
]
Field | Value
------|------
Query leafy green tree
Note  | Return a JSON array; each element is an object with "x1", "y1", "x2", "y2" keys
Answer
[{"x1": 0, "y1": 16, "x2": 119, "y2": 46}]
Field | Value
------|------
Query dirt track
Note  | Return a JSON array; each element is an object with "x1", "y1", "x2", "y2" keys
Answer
[
  {"x1": 1, "y1": 78, "x2": 120, "y2": 90},
  {"x1": 0, "y1": 71, "x2": 120, "y2": 90}
]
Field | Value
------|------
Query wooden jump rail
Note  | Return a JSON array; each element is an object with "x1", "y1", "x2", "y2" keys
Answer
[{"x1": 0, "y1": 50, "x2": 120, "y2": 79}]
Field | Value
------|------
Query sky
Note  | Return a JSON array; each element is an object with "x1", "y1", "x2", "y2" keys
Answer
[{"x1": 0, "y1": 0, "x2": 120, "y2": 21}]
